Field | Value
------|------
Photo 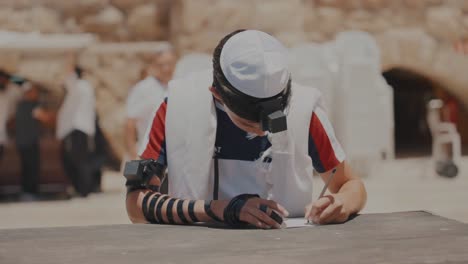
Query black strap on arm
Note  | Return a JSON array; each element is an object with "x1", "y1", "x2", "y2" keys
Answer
[
  {"x1": 223, "y1": 194, "x2": 260, "y2": 227},
  {"x1": 141, "y1": 192, "x2": 152, "y2": 221},
  {"x1": 155, "y1": 195, "x2": 169, "y2": 223},
  {"x1": 204, "y1": 200, "x2": 223, "y2": 222},
  {"x1": 166, "y1": 198, "x2": 177, "y2": 224},
  {"x1": 148, "y1": 194, "x2": 162, "y2": 223},
  {"x1": 213, "y1": 151, "x2": 219, "y2": 200},
  {"x1": 188, "y1": 200, "x2": 199, "y2": 222},
  {"x1": 176, "y1": 200, "x2": 190, "y2": 224},
  {"x1": 259, "y1": 204, "x2": 283, "y2": 225}
]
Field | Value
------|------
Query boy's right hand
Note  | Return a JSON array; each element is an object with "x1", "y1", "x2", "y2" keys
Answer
[{"x1": 212, "y1": 198, "x2": 288, "y2": 229}]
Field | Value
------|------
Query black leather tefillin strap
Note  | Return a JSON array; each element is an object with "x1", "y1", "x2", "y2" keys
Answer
[
  {"x1": 141, "y1": 192, "x2": 152, "y2": 222},
  {"x1": 155, "y1": 195, "x2": 169, "y2": 223},
  {"x1": 176, "y1": 200, "x2": 189, "y2": 224},
  {"x1": 166, "y1": 198, "x2": 177, "y2": 224},
  {"x1": 188, "y1": 201, "x2": 199, "y2": 222},
  {"x1": 204, "y1": 200, "x2": 223, "y2": 222},
  {"x1": 148, "y1": 194, "x2": 162, "y2": 223},
  {"x1": 213, "y1": 156, "x2": 219, "y2": 200},
  {"x1": 259, "y1": 204, "x2": 283, "y2": 225},
  {"x1": 126, "y1": 181, "x2": 146, "y2": 193},
  {"x1": 223, "y1": 194, "x2": 260, "y2": 227}
]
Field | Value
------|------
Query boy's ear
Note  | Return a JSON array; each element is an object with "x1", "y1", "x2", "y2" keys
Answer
[{"x1": 209, "y1": 86, "x2": 223, "y2": 102}]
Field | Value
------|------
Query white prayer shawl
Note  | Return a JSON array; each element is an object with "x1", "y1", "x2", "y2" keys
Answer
[
  {"x1": 166, "y1": 70, "x2": 321, "y2": 217},
  {"x1": 56, "y1": 75, "x2": 96, "y2": 140}
]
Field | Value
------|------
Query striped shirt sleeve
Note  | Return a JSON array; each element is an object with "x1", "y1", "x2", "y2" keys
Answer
[
  {"x1": 138, "y1": 98, "x2": 167, "y2": 166},
  {"x1": 308, "y1": 104, "x2": 346, "y2": 173}
]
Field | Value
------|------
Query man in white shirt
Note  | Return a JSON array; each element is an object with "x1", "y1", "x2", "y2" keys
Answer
[
  {"x1": 57, "y1": 66, "x2": 97, "y2": 197},
  {"x1": 125, "y1": 48, "x2": 177, "y2": 159}
]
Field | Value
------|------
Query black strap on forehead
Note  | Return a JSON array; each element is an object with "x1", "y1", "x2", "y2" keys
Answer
[
  {"x1": 257, "y1": 97, "x2": 287, "y2": 133},
  {"x1": 213, "y1": 75, "x2": 288, "y2": 133}
]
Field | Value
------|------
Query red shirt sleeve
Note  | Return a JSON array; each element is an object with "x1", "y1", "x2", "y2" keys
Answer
[
  {"x1": 139, "y1": 98, "x2": 167, "y2": 166},
  {"x1": 308, "y1": 106, "x2": 345, "y2": 173}
]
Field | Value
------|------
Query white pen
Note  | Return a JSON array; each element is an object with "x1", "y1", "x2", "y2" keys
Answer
[
  {"x1": 307, "y1": 167, "x2": 338, "y2": 224},
  {"x1": 318, "y1": 167, "x2": 337, "y2": 199}
]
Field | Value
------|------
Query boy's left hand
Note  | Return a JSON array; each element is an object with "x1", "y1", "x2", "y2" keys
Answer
[{"x1": 305, "y1": 194, "x2": 350, "y2": 225}]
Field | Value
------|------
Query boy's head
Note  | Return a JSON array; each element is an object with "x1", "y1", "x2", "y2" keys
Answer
[{"x1": 211, "y1": 29, "x2": 291, "y2": 135}]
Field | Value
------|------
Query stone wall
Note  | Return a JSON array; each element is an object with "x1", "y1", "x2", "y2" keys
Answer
[
  {"x1": 170, "y1": 0, "x2": 468, "y2": 51},
  {"x1": 1, "y1": 0, "x2": 468, "y2": 159},
  {"x1": 170, "y1": 0, "x2": 468, "y2": 107},
  {"x1": 2, "y1": 0, "x2": 468, "y2": 105},
  {"x1": 0, "y1": 0, "x2": 170, "y2": 41}
]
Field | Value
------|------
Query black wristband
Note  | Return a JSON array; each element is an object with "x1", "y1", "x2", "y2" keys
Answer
[
  {"x1": 223, "y1": 194, "x2": 260, "y2": 227},
  {"x1": 204, "y1": 200, "x2": 223, "y2": 222}
]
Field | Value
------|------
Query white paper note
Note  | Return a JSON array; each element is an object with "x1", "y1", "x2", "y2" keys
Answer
[{"x1": 284, "y1": 218, "x2": 315, "y2": 228}]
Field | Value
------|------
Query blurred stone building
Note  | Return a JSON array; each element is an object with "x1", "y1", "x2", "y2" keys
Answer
[{"x1": 0, "y1": 0, "x2": 467, "y2": 160}]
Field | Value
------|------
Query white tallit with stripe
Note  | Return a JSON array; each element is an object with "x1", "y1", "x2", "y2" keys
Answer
[{"x1": 165, "y1": 70, "x2": 322, "y2": 217}]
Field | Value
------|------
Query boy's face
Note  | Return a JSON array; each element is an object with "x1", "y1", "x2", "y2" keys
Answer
[
  {"x1": 209, "y1": 86, "x2": 266, "y2": 136},
  {"x1": 225, "y1": 106, "x2": 266, "y2": 136}
]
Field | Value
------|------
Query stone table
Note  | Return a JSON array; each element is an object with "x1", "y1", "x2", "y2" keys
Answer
[{"x1": 1, "y1": 211, "x2": 467, "y2": 264}]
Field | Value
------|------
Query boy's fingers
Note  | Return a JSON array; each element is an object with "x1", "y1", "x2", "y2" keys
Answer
[
  {"x1": 317, "y1": 203, "x2": 341, "y2": 224},
  {"x1": 310, "y1": 197, "x2": 333, "y2": 219},
  {"x1": 263, "y1": 199, "x2": 289, "y2": 217},
  {"x1": 241, "y1": 213, "x2": 263, "y2": 228},
  {"x1": 248, "y1": 207, "x2": 280, "y2": 228}
]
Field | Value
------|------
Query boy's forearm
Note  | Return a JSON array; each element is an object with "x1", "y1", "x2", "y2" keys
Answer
[
  {"x1": 335, "y1": 178, "x2": 367, "y2": 215},
  {"x1": 126, "y1": 189, "x2": 220, "y2": 224}
]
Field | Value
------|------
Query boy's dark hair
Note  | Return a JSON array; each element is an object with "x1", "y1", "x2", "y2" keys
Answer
[{"x1": 212, "y1": 29, "x2": 292, "y2": 122}]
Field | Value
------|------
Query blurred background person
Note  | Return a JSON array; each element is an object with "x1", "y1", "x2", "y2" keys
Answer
[
  {"x1": 57, "y1": 64, "x2": 97, "y2": 197},
  {"x1": 0, "y1": 70, "x2": 15, "y2": 161},
  {"x1": 124, "y1": 47, "x2": 176, "y2": 160},
  {"x1": 14, "y1": 81, "x2": 49, "y2": 200},
  {"x1": 0, "y1": 71, "x2": 24, "y2": 162}
]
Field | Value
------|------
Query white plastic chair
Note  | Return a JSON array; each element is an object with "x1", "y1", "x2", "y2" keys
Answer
[{"x1": 427, "y1": 99, "x2": 462, "y2": 165}]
